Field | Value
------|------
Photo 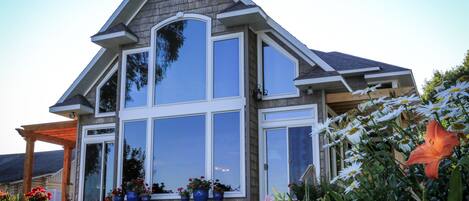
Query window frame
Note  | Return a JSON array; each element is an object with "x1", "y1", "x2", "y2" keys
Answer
[
  {"x1": 257, "y1": 33, "x2": 300, "y2": 100},
  {"x1": 117, "y1": 13, "x2": 246, "y2": 200},
  {"x1": 211, "y1": 32, "x2": 244, "y2": 100},
  {"x1": 120, "y1": 47, "x2": 151, "y2": 111},
  {"x1": 78, "y1": 123, "x2": 116, "y2": 201},
  {"x1": 258, "y1": 104, "x2": 319, "y2": 200},
  {"x1": 95, "y1": 64, "x2": 118, "y2": 117}
]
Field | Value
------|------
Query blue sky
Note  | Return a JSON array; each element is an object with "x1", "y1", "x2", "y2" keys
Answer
[{"x1": 0, "y1": 0, "x2": 468, "y2": 154}]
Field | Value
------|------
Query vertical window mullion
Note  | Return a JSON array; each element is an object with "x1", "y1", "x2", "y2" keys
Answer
[{"x1": 206, "y1": 112, "x2": 213, "y2": 182}]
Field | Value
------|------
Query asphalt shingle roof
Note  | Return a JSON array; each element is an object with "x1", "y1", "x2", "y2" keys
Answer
[
  {"x1": 0, "y1": 150, "x2": 72, "y2": 183},
  {"x1": 311, "y1": 49, "x2": 410, "y2": 73},
  {"x1": 92, "y1": 23, "x2": 137, "y2": 38},
  {"x1": 50, "y1": 94, "x2": 92, "y2": 108},
  {"x1": 219, "y1": 1, "x2": 258, "y2": 13}
]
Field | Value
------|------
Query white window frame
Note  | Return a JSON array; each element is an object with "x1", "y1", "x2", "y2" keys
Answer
[
  {"x1": 95, "y1": 63, "x2": 118, "y2": 118},
  {"x1": 257, "y1": 33, "x2": 300, "y2": 100},
  {"x1": 212, "y1": 32, "x2": 245, "y2": 100},
  {"x1": 120, "y1": 47, "x2": 151, "y2": 111},
  {"x1": 117, "y1": 13, "x2": 246, "y2": 200},
  {"x1": 78, "y1": 123, "x2": 116, "y2": 201},
  {"x1": 258, "y1": 104, "x2": 319, "y2": 201}
]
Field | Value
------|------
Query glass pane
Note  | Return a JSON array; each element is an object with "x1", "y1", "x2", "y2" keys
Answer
[
  {"x1": 153, "y1": 115, "x2": 205, "y2": 193},
  {"x1": 264, "y1": 109, "x2": 313, "y2": 121},
  {"x1": 102, "y1": 143, "x2": 115, "y2": 198},
  {"x1": 262, "y1": 42, "x2": 296, "y2": 96},
  {"x1": 125, "y1": 52, "x2": 149, "y2": 108},
  {"x1": 83, "y1": 143, "x2": 103, "y2": 201},
  {"x1": 213, "y1": 38, "x2": 239, "y2": 98},
  {"x1": 213, "y1": 112, "x2": 240, "y2": 192},
  {"x1": 123, "y1": 121, "x2": 147, "y2": 184},
  {"x1": 87, "y1": 128, "x2": 115, "y2": 136},
  {"x1": 266, "y1": 128, "x2": 288, "y2": 195},
  {"x1": 288, "y1": 126, "x2": 313, "y2": 184},
  {"x1": 99, "y1": 71, "x2": 118, "y2": 113},
  {"x1": 154, "y1": 20, "x2": 206, "y2": 104}
]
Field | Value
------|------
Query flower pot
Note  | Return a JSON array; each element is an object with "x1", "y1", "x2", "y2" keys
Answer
[
  {"x1": 140, "y1": 195, "x2": 151, "y2": 201},
  {"x1": 112, "y1": 196, "x2": 124, "y2": 201},
  {"x1": 213, "y1": 191, "x2": 224, "y2": 201},
  {"x1": 180, "y1": 196, "x2": 190, "y2": 201},
  {"x1": 126, "y1": 191, "x2": 139, "y2": 201},
  {"x1": 192, "y1": 189, "x2": 209, "y2": 201}
]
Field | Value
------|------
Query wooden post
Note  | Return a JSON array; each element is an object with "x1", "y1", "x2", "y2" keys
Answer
[
  {"x1": 23, "y1": 137, "x2": 35, "y2": 197},
  {"x1": 61, "y1": 146, "x2": 72, "y2": 201}
]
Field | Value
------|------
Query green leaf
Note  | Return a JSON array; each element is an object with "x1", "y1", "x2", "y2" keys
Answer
[
  {"x1": 448, "y1": 168, "x2": 463, "y2": 201},
  {"x1": 460, "y1": 156, "x2": 469, "y2": 169},
  {"x1": 327, "y1": 191, "x2": 344, "y2": 201}
]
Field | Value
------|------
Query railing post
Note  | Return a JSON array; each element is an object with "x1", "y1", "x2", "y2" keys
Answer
[
  {"x1": 62, "y1": 146, "x2": 72, "y2": 201},
  {"x1": 23, "y1": 136, "x2": 35, "y2": 198}
]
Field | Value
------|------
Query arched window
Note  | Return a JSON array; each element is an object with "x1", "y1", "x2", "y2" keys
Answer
[{"x1": 153, "y1": 19, "x2": 207, "y2": 104}]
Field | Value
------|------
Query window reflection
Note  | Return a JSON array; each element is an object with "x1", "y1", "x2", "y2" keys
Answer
[
  {"x1": 154, "y1": 20, "x2": 206, "y2": 104},
  {"x1": 262, "y1": 42, "x2": 296, "y2": 97},
  {"x1": 123, "y1": 121, "x2": 147, "y2": 184},
  {"x1": 125, "y1": 52, "x2": 149, "y2": 108},
  {"x1": 213, "y1": 39, "x2": 239, "y2": 98},
  {"x1": 83, "y1": 144, "x2": 103, "y2": 201},
  {"x1": 213, "y1": 112, "x2": 241, "y2": 192},
  {"x1": 153, "y1": 115, "x2": 205, "y2": 193},
  {"x1": 103, "y1": 143, "x2": 115, "y2": 199},
  {"x1": 99, "y1": 71, "x2": 118, "y2": 113},
  {"x1": 288, "y1": 127, "x2": 313, "y2": 185}
]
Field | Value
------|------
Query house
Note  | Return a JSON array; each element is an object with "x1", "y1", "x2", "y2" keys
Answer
[
  {"x1": 0, "y1": 150, "x2": 76, "y2": 201},
  {"x1": 15, "y1": 0, "x2": 416, "y2": 201}
]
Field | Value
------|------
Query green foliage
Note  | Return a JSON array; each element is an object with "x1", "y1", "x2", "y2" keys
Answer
[
  {"x1": 448, "y1": 168, "x2": 463, "y2": 201},
  {"x1": 422, "y1": 50, "x2": 469, "y2": 102}
]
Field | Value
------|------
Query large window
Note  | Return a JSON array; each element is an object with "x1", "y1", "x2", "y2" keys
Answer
[
  {"x1": 154, "y1": 19, "x2": 207, "y2": 104},
  {"x1": 118, "y1": 14, "x2": 245, "y2": 200},
  {"x1": 258, "y1": 34, "x2": 298, "y2": 99},
  {"x1": 213, "y1": 37, "x2": 240, "y2": 98},
  {"x1": 96, "y1": 64, "x2": 118, "y2": 116},
  {"x1": 152, "y1": 115, "x2": 206, "y2": 193},
  {"x1": 123, "y1": 50, "x2": 149, "y2": 108}
]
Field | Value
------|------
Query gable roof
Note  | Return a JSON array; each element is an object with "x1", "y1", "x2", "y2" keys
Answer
[{"x1": 0, "y1": 150, "x2": 74, "y2": 183}]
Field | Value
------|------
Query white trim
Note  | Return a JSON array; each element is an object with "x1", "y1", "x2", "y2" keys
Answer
[
  {"x1": 266, "y1": 31, "x2": 318, "y2": 69},
  {"x1": 49, "y1": 104, "x2": 94, "y2": 114},
  {"x1": 120, "y1": 47, "x2": 151, "y2": 111},
  {"x1": 99, "y1": 0, "x2": 130, "y2": 32},
  {"x1": 340, "y1": 77, "x2": 353, "y2": 92},
  {"x1": 58, "y1": 49, "x2": 106, "y2": 103},
  {"x1": 84, "y1": 55, "x2": 119, "y2": 96},
  {"x1": 95, "y1": 64, "x2": 118, "y2": 118},
  {"x1": 364, "y1": 70, "x2": 411, "y2": 79},
  {"x1": 257, "y1": 33, "x2": 300, "y2": 100},
  {"x1": 368, "y1": 80, "x2": 399, "y2": 89},
  {"x1": 78, "y1": 124, "x2": 116, "y2": 201},
  {"x1": 294, "y1": 76, "x2": 343, "y2": 86},
  {"x1": 337, "y1": 67, "x2": 380, "y2": 74},
  {"x1": 258, "y1": 104, "x2": 319, "y2": 200},
  {"x1": 216, "y1": 7, "x2": 267, "y2": 19},
  {"x1": 91, "y1": 31, "x2": 138, "y2": 43}
]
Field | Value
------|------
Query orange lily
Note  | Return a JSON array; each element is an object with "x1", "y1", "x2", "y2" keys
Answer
[{"x1": 406, "y1": 120, "x2": 460, "y2": 179}]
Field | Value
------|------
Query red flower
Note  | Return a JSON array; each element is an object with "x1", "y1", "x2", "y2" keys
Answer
[{"x1": 406, "y1": 120, "x2": 460, "y2": 179}]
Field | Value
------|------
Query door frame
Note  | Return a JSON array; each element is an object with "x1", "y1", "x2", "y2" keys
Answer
[
  {"x1": 78, "y1": 123, "x2": 116, "y2": 201},
  {"x1": 258, "y1": 104, "x2": 319, "y2": 200}
]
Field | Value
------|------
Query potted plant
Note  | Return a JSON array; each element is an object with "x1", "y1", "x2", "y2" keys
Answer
[
  {"x1": 0, "y1": 191, "x2": 19, "y2": 201},
  {"x1": 139, "y1": 184, "x2": 152, "y2": 201},
  {"x1": 187, "y1": 176, "x2": 211, "y2": 201},
  {"x1": 24, "y1": 186, "x2": 52, "y2": 201},
  {"x1": 110, "y1": 187, "x2": 124, "y2": 201},
  {"x1": 212, "y1": 180, "x2": 232, "y2": 201},
  {"x1": 126, "y1": 178, "x2": 145, "y2": 201},
  {"x1": 177, "y1": 187, "x2": 190, "y2": 201}
]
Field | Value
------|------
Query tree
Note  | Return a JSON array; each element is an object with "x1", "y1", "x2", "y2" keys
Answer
[{"x1": 422, "y1": 50, "x2": 469, "y2": 102}]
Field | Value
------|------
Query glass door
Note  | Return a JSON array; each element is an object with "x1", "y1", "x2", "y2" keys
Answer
[
  {"x1": 264, "y1": 126, "x2": 313, "y2": 196},
  {"x1": 82, "y1": 142, "x2": 115, "y2": 201}
]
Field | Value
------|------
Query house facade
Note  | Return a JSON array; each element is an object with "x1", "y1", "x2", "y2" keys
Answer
[{"x1": 42, "y1": 0, "x2": 416, "y2": 200}]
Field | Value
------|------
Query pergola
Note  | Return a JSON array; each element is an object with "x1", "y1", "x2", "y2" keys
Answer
[{"x1": 16, "y1": 120, "x2": 77, "y2": 201}]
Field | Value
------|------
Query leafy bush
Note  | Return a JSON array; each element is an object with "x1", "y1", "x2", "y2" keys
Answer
[{"x1": 314, "y1": 81, "x2": 469, "y2": 201}]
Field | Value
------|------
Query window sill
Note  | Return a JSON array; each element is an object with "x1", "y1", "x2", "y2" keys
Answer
[{"x1": 151, "y1": 192, "x2": 245, "y2": 200}]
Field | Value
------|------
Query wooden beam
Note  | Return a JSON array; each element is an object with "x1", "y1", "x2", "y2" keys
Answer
[
  {"x1": 21, "y1": 121, "x2": 77, "y2": 132},
  {"x1": 61, "y1": 146, "x2": 72, "y2": 201},
  {"x1": 19, "y1": 130, "x2": 75, "y2": 148},
  {"x1": 23, "y1": 137, "x2": 35, "y2": 196},
  {"x1": 326, "y1": 87, "x2": 415, "y2": 104}
]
